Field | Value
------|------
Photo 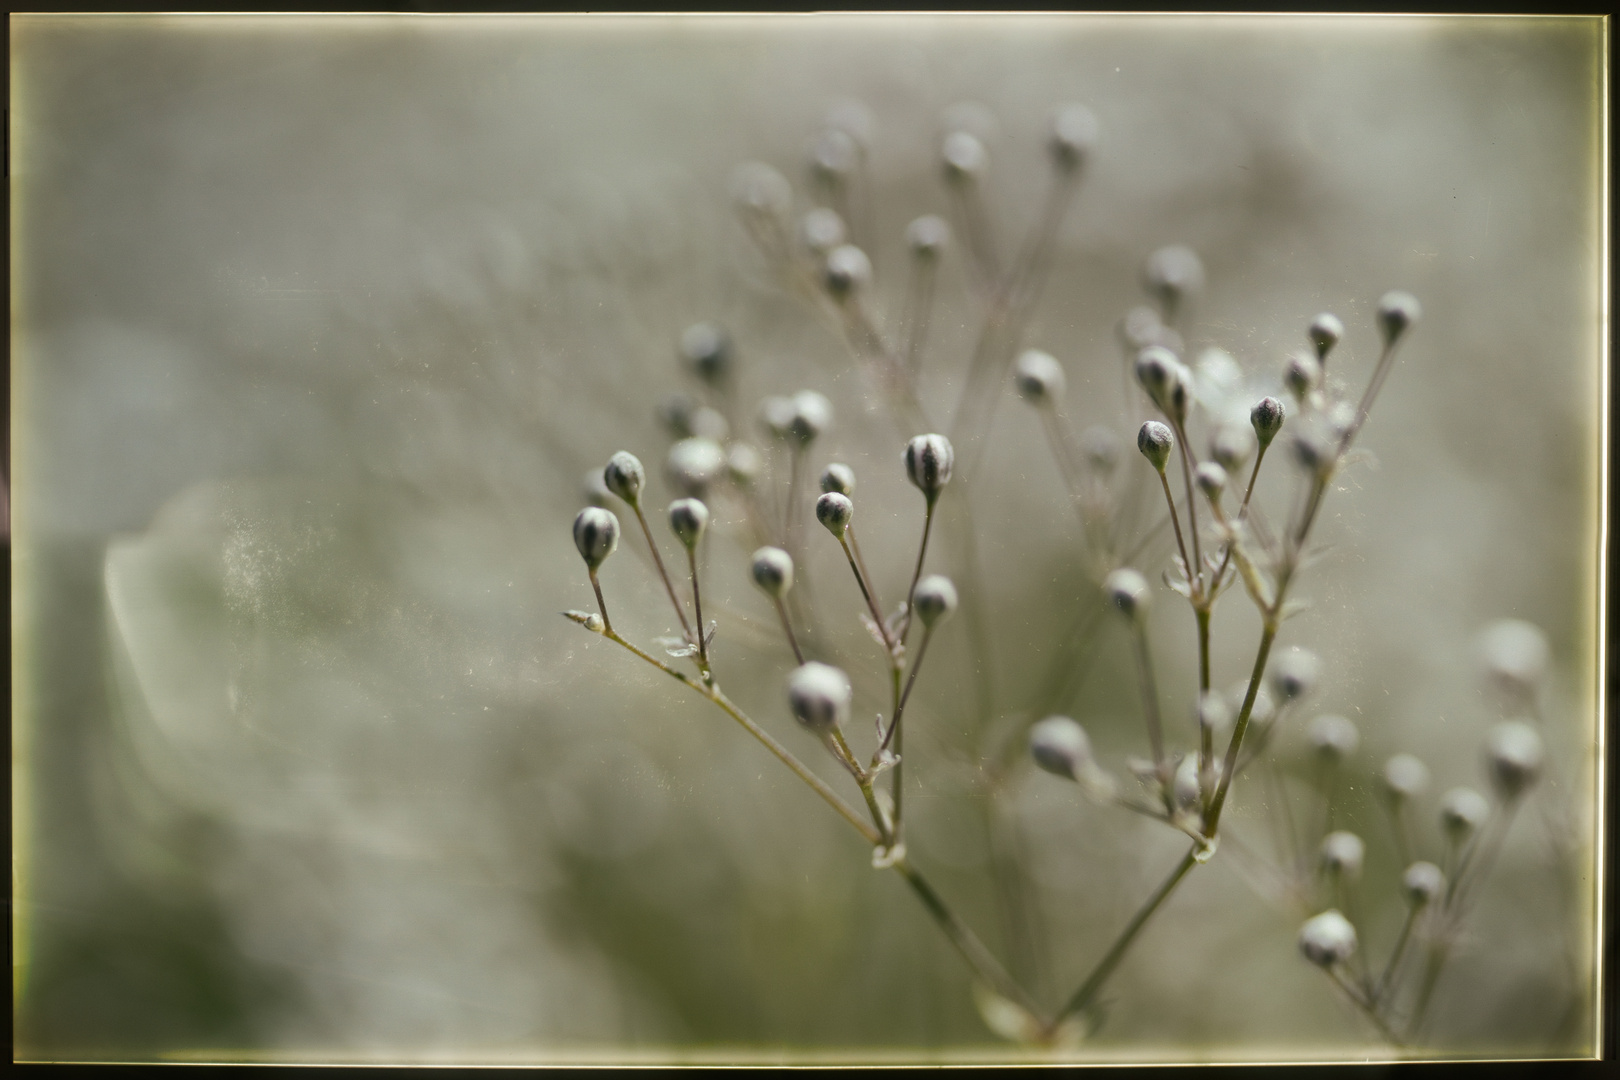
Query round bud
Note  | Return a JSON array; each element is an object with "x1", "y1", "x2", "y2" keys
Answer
[
  {"x1": 1486, "y1": 720, "x2": 1544, "y2": 801},
  {"x1": 1103, "y1": 567, "x2": 1151, "y2": 619},
  {"x1": 1134, "y1": 346, "x2": 1190, "y2": 420},
  {"x1": 906, "y1": 214, "x2": 951, "y2": 259},
  {"x1": 800, "y1": 207, "x2": 846, "y2": 254},
  {"x1": 912, "y1": 575, "x2": 958, "y2": 629},
  {"x1": 1323, "y1": 400, "x2": 1357, "y2": 441},
  {"x1": 1173, "y1": 753, "x2": 1204, "y2": 810},
  {"x1": 1269, "y1": 646, "x2": 1320, "y2": 703},
  {"x1": 1401, "y1": 861, "x2": 1446, "y2": 908},
  {"x1": 1194, "y1": 346, "x2": 1244, "y2": 399},
  {"x1": 1307, "y1": 714, "x2": 1360, "y2": 764},
  {"x1": 1479, "y1": 619, "x2": 1550, "y2": 699},
  {"x1": 1082, "y1": 426, "x2": 1121, "y2": 475},
  {"x1": 679, "y1": 322, "x2": 732, "y2": 384},
  {"x1": 572, "y1": 507, "x2": 621, "y2": 570},
  {"x1": 1298, "y1": 910, "x2": 1358, "y2": 968},
  {"x1": 729, "y1": 161, "x2": 792, "y2": 217},
  {"x1": 1210, "y1": 423, "x2": 1256, "y2": 473},
  {"x1": 1136, "y1": 421, "x2": 1174, "y2": 473},
  {"x1": 790, "y1": 390, "x2": 834, "y2": 444},
  {"x1": 760, "y1": 395, "x2": 797, "y2": 441},
  {"x1": 1319, "y1": 831, "x2": 1366, "y2": 879},
  {"x1": 658, "y1": 392, "x2": 698, "y2": 438},
  {"x1": 820, "y1": 462, "x2": 856, "y2": 496},
  {"x1": 1309, "y1": 312, "x2": 1344, "y2": 361},
  {"x1": 1047, "y1": 103, "x2": 1099, "y2": 169},
  {"x1": 1382, "y1": 753, "x2": 1430, "y2": 801},
  {"x1": 665, "y1": 437, "x2": 728, "y2": 498},
  {"x1": 690, "y1": 405, "x2": 730, "y2": 443},
  {"x1": 1240, "y1": 684, "x2": 1278, "y2": 731},
  {"x1": 942, "y1": 130, "x2": 988, "y2": 182},
  {"x1": 727, "y1": 442, "x2": 764, "y2": 486},
  {"x1": 1194, "y1": 461, "x2": 1228, "y2": 502},
  {"x1": 1118, "y1": 305, "x2": 1165, "y2": 353},
  {"x1": 1142, "y1": 245, "x2": 1205, "y2": 313},
  {"x1": 815, "y1": 491, "x2": 853, "y2": 537},
  {"x1": 1029, "y1": 716, "x2": 1092, "y2": 782},
  {"x1": 582, "y1": 468, "x2": 612, "y2": 508},
  {"x1": 1439, "y1": 786, "x2": 1490, "y2": 843},
  {"x1": 604, "y1": 451, "x2": 646, "y2": 506},
  {"x1": 1377, "y1": 290, "x2": 1421, "y2": 347},
  {"x1": 1250, "y1": 396, "x2": 1287, "y2": 448},
  {"x1": 1292, "y1": 428, "x2": 1338, "y2": 480},
  {"x1": 1283, "y1": 350, "x2": 1323, "y2": 403},
  {"x1": 810, "y1": 126, "x2": 859, "y2": 180},
  {"x1": 904, "y1": 434, "x2": 955, "y2": 502},
  {"x1": 825, "y1": 99, "x2": 875, "y2": 149},
  {"x1": 1198, "y1": 690, "x2": 1232, "y2": 735},
  {"x1": 668, "y1": 498, "x2": 710, "y2": 550},
  {"x1": 823, "y1": 244, "x2": 873, "y2": 297},
  {"x1": 1014, "y1": 349, "x2": 1066, "y2": 405},
  {"x1": 751, "y1": 546, "x2": 794, "y2": 599},
  {"x1": 787, "y1": 661, "x2": 852, "y2": 734}
]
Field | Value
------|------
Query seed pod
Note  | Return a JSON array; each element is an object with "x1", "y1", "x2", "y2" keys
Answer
[
  {"x1": 1082, "y1": 426, "x2": 1121, "y2": 475},
  {"x1": 679, "y1": 322, "x2": 732, "y2": 385},
  {"x1": 1029, "y1": 716, "x2": 1093, "y2": 782},
  {"x1": 823, "y1": 244, "x2": 873, "y2": 297},
  {"x1": 1048, "y1": 103, "x2": 1099, "y2": 170},
  {"x1": 604, "y1": 450, "x2": 646, "y2": 506},
  {"x1": 760, "y1": 395, "x2": 797, "y2": 441},
  {"x1": 727, "y1": 442, "x2": 763, "y2": 486},
  {"x1": 751, "y1": 546, "x2": 794, "y2": 598},
  {"x1": 666, "y1": 437, "x2": 728, "y2": 497},
  {"x1": 729, "y1": 161, "x2": 793, "y2": 217},
  {"x1": 1319, "y1": 831, "x2": 1366, "y2": 879},
  {"x1": 1439, "y1": 786, "x2": 1490, "y2": 844},
  {"x1": 815, "y1": 491, "x2": 853, "y2": 537},
  {"x1": 1299, "y1": 910, "x2": 1358, "y2": 968},
  {"x1": 1401, "y1": 861, "x2": 1446, "y2": 907},
  {"x1": 941, "y1": 130, "x2": 988, "y2": 182},
  {"x1": 790, "y1": 390, "x2": 834, "y2": 444},
  {"x1": 1195, "y1": 461, "x2": 1228, "y2": 502},
  {"x1": 690, "y1": 405, "x2": 730, "y2": 443},
  {"x1": 820, "y1": 462, "x2": 856, "y2": 496},
  {"x1": 1250, "y1": 396, "x2": 1287, "y2": 448},
  {"x1": 904, "y1": 434, "x2": 955, "y2": 501},
  {"x1": 1014, "y1": 349, "x2": 1066, "y2": 405},
  {"x1": 1479, "y1": 619, "x2": 1550, "y2": 698},
  {"x1": 1377, "y1": 290, "x2": 1421, "y2": 347},
  {"x1": 906, "y1": 214, "x2": 951, "y2": 259},
  {"x1": 1134, "y1": 346, "x2": 1190, "y2": 420},
  {"x1": 787, "y1": 661, "x2": 852, "y2": 734},
  {"x1": 1283, "y1": 350, "x2": 1323, "y2": 403},
  {"x1": 1137, "y1": 421, "x2": 1174, "y2": 473},
  {"x1": 1103, "y1": 567, "x2": 1150, "y2": 619},
  {"x1": 658, "y1": 392, "x2": 698, "y2": 438},
  {"x1": 810, "y1": 126, "x2": 859, "y2": 181},
  {"x1": 1308, "y1": 312, "x2": 1344, "y2": 361},
  {"x1": 1307, "y1": 714, "x2": 1361, "y2": 764},
  {"x1": 668, "y1": 498, "x2": 710, "y2": 550},
  {"x1": 1382, "y1": 753, "x2": 1431, "y2": 801},
  {"x1": 800, "y1": 207, "x2": 847, "y2": 255},
  {"x1": 1269, "y1": 646, "x2": 1320, "y2": 703},
  {"x1": 582, "y1": 469, "x2": 612, "y2": 508},
  {"x1": 1485, "y1": 720, "x2": 1544, "y2": 801},
  {"x1": 572, "y1": 507, "x2": 621, "y2": 570},
  {"x1": 1210, "y1": 423, "x2": 1256, "y2": 473},
  {"x1": 1142, "y1": 245, "x2": 1205, "y2": 314},
  {"x1": 912, "y1": 575, "x2": 958, "y2": 629}
]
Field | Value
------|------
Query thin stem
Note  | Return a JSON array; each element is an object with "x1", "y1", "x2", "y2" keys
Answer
[
  {"x1": 1339, "y1": 342, "x2": 1397, "y2": 454},
  {"x1": 772, "y1": 595, "x2": 805, "y2": 665},
  {"x1": 687, "y1": 547, "x2": 710, "y2": 676},
  {"x1": 1131, "y1": 619, "x2": 1170, "y2": 807},
  {"x1": 900, "y1": 498, "x2": 937, "y2": 645},
  {"x1": 1326, "y1": 963, "x2": 1403, "y2": 1046},
  {"x1": 1196, "y1": 606, "x2": 1213, "y2": 806},
  {"x1": 589, "y1": 569, "x2": 613, "y2": 635},
  {"x1": 1170, "y1": 419, "x2": 1203, "y2": 589},
  {"x1": 883, "y1": 624, "x2": 934, "y2": 754},
  {"x1": 786, "y1": 444, "x2": 806, "y2": 555},
  {"x1": 838, "y1": 530, "x2": 894, "y2": 654},
  {"x1": 1157, "y1": 470, "x2": 1192, "y2": 585},
  {"x1": 1376, "y1": 903, "x2": 1421, "y2": 1006},
  {"x1": 901, "y1": 256, "x2": 939, "y2": 379},
  {"x1": 1206, "y1": 622, "x2": 1279, "y2": 838},
  {"x1": 631, "y1": 502, "x2": 694, "y2": 642},
  {"x1": 950, "y1": 180, "x2": 1001, "y2": 294},
  {"x1": 1209, "y1": 443, "x2": 1270, "y2": 611}
]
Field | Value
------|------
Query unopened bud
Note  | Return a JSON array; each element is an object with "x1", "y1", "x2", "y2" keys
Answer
[
  {"x1": 913, "y1": 575, "x2": 959, "y2": 629},
  {"x1": 1382, "y1": 753, "x2": 1430, "y2": 801},
  {"x1": 815, "y1": 491, "x2": 853, "y2": 537},
  {"x1": 810, "y1": 127, "x2": 858, "y2": 181},
  {"x1": 1299, "y1": 910, "x2": 1357, "y2": 968},
  {"x1": 942, "y1": 130, "x2": 988, "y2": 182},
  {"x1": 1228, "y1": 681, "x2": 1277, "y2": 731},
  {"x1": 824, "y1": 99, "x2": 875, "y2": 149},
  {"x1": 604, "y1": 450, "x2": 646, "y2": 506},
  {"x1": 1284, "y1": 350, "x2": 1323, "y2": 403},
  {"x1": 1210, "y1": 423, "x2": 1256, "y2": 472},
  {"x1": 668, "y1": 498, "x2": 710, "y2": 550},
  {"x1": 1195, "y1": 461, "x2": 1228, "y2": 502},
  {"x1": 1486, "y1": 720, "x2": 1544, "y2": 801},
  {"x1": 1104, "y1": 567, "x2": 1150, "y2": 619},
  {"x1": 1137, "y1": 421, "x2": 1174, "y2": 473},
  {"x1": 658, "y1": 392, "x2": 698, "y2": 438},
  {"x1": 665, "y1": 437, "x2": 727, "y2": 497},
  {"x1": 787, "y1": 662, "x2": 852, "y2": 734},
  {"x1": 904, "y1": 434, "x2": 955, "y2": 501},
  {"x1": 679, "y1": 322, "x2": 732, "y2": 384},
  {"x1": 1401, "y1": 862, "x2": 1445, "y2": 907},
  {"x1": 790, "y1": 390, "x2": 833, "y2": 444},
  {"x1": 800, "y1": 208, "x2": 846, "y2": 254},
  {"x1": 1440, "y1": 787, "x2": 1490, "y2": 843},
  {"x1": 690, "y1": 405, "x2": 729, "y2": 443},
  {"x1": 1250, "y1": 396, "x2": 1287, "y2": 448},
  {"x1": 730, "y1": 161, "x2": 792, "y2": 217},
  {"x1": 820, "y1": 462, "x2": 856, "y2": 496},
  {"x1": 1134, "y1": 346, "x2": 1190, "y2": 420},
  {"x1": 727, "y1": 442, "x2": 763, "y2": 486},
  {"x1": 1142, "y1": 245, "x2": 1205, "y2": 315},
  {"x1": 1048, "y1": 103, "x2": 1098, "y2": 169},
  {"x1": 1377, "y1": 290, "x2": 1421, "y2": 347},
  {"x1": 1014, "y1": 349, "x2": 1066, "y2": 405},
  {"x1": 1029, "y1": 716, "x2": 1093, "y2": 782},
  {"x1": 1118, "y1": 305, "x2": 1165, "y2": 353},
  {"x1": 1292, "y1": 427, "x2": 1338, "y2": 480},
  {"x1": 751, "y1": 546, "x2": 794, "y2": 599},
  {"x1": 1319, "y1": 831, "x2": 1365, "y2": 879},
  {"x1": 1198, "y1": 690, "x2": 1232, "y2": 735},
  {"x1": 906, "y1": 214, "x2": 951, "y2": 258},
  {"x1": 1082, "y1": 426, "x2": 1121, "y2": 475},
  {"x1": 1479, "y1": 619, "x2": 1550, "y2": 699},
  {"x1": 1269, "y1": 646, "x2": 1320, "y2": 703},
  {"x1": 760, "y1": 395, "x2": 797, "y2": 441},
  {"x1": 1309, "y1": 312, "x2": 1344, "y2": 361},
  {"x1": 823, "y1": 244, "x2": 873, "y2": 297},
  {"x1": 573, "y1": 507, "x2": 621, "y2": 570},
  {"x1": 1308, "y1": 714, "x2": 1360, "y2": 764}
]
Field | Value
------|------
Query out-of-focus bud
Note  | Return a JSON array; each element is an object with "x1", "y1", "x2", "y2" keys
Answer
[
  {"x1": 820, "y1": 462, "x2": 856, "y2": 496},
  {"x1": 1142, "y1": 245, "x2": 1205, "y2": 316},
  {"x1": 573, "y1": 507, "x2": 621, "y2": 570},
  {"x1": 751, "y1": 546, "x2": 794, "y2": 599},
  {"x1": 760, "y1": 395, "x2": 797, "y2": 441},
  {"x1": 1198, "y1": 691, "x2": 1232, "y2": 736},
  {"x1": 1479, "y1": 619, "x2": 1550, "y2": 699},
  {"x1": 727, "y1": 442, "x2": 764, "y2": 486},
  {"x1": 810, "y1": 127, "x2": 859, "y2": 182},
  {"x1": 1014, "y1": 349, "x2": 1066, "y2": 406},
  {"x1": 1319, "y1": 831, "x2": 1366, "y2": 879},
  {"x1": 825, "y1": 99, "x2": 875, "y2": 149},
  {"x1": 666, "y1": 437, "x2": 727, "y2": 497},
  {"x1": 1082, "y1": 426, "x2": 1121, "y2": 475},
  {"x1": 1308, "y1": 714, "x2": 1361, "y2": 764},
  {"x1": 787, "y1": 662, "x2": 852, "y2": 733},
  {"x1": 1195, "y1": 461, "x2": 1228, "y2": 502},
  {"x1": 1134, "y1": 345, "x2": 1190, "y2": 421},
  {"x1": 1377, "y1": 290, "x2": 1421, "y2": 347},
  {"x1": 942, "y1": 130, "x2": 988, "y2": 182},
  {"x1": 668, "y1": 498, "x2": 710, "y2": 551},
  {"x1": 904, "y1": 434, "x2": 955, "y2": 502},
  {"x1": 1292, "y1": 427, "x2": 1338, "y2": 480},
  {"x1": 690, "y1": 405, "x2": 730, "y2": 443},
  {"x1": 790, "y1": 390, "x2": 833, "y2": 444},
  {"x1": 1210, "y1": 423, "x2": 1256, "y2": 473},
  {"x1": 1402, "y1": 862, "x2": 1445, "y2": 907},
  {"x1": 800, "y1": 207, "x2": 846, "y2": 255},
  {"x1": 1382, "y1": 753, "x2": 1431, "y2": 802},
  {"x1": 815, "y1": 491, "x2": 853, "y2": 537},
  {"x1": 1250, "y1": 396, "x2": 1287, "y2": 448},
  {"x1": 906, "y1": 214, "x2": 951, "y2": 259},
  {"x1": 1299, "y1": 910, "x2": 1358, "y2": 968},
  {"x1": 604, "y1": 451, "x2": 646, "y2": 506},
  {"x1": 1228, "y1": 681, "x2": 1277, "y2": 732},
  {"x1": 1269, "y1": 646, "x2": 1321, "y2": 703},
  {"x1": 1118, "y1": 305, "x2": 1165, "y2": 353},
  {"x1": 1048, "y1": 103, "x2": 1099, "y2": 170},
  {"x1": 1440, "y1": 787, "x2": 1490, "y2": 844},
  {"x1": 1284, "y1": 350, "x2": 1323, "y2": 403},
  {"x1": 730, "y1": 161, "x2": 792, "y2": 217},
  {"x1": 1104, "y1": 568, "x2": 1150, "y2": 620},
  {"x1": 1485, "y1": 720, "x2": 1544, "y2": 801},
  {"x1": 913, "y1": 575, "x2": 959, "y2": 629},
  {"x1": 1308, "y1": 312, "x2": 1344, "y2": 361},
  {"x1": 823, "y1": 244, "x2": 873, "y2": 298},
  {"x1": 1029, "y1": 716, "x2": 1093, "y2": 782},
  {"x1": 658, "y1": 392, "x2": 698, "y2": 438},
  {"x1": 1137, "y1": 421, "x2": 1174, "y2": 473},
  {"x1": 679, "y1": 322, "x2": 732, "y2": 385}
]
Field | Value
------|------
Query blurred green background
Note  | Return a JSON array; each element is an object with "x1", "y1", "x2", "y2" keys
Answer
[{"x1": 11, "y1": 13, "x2": 1604, "y2": 1063}]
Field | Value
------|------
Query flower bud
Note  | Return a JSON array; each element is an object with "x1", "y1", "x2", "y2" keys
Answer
[
  {"x1": 1082, "y1": 426, "x2": 1121, "y2": 475},
  {"x1": 790, "y1": 390, "x2": 833, "y2": 444},
  {"x1": 1134, "y1": 346, "x2": 1190, "y2": 420},
  {"x1": 658, "y1": 392, "x2": 698, "y2": 438},
  {"x1": 906, "y1": 214, "x2": 951, "y2": 259},
  {"x1": 1323, "y1": 400, "x2": 1356, "y2": 441},
  {"x1": 1440, "y1": 787, "x2": 1490, "y2": 844},
  {"x1": 1478, "y1": 619, "x2": 1550, "y2": 699},
  {"x1": 1292, "y1": 427, "x2": 1338, "y2": 480},
  {"x1": 815, "y1": 491, "x2": 853, "y2": 537},
  {"x1": 603, "y1": 450, "x2": 646, "y2": 506},
  {"x1": 1173, "y1": 753, "x2": 1204, "y2": 810},
  {"x1": 751, "y1": 546, "x2": 794, "y2": 599},
  {"x1": 1228, "y1": 681, "x2": 1276, "y2": 731},
  {"x1": 573, "y1": 507, "x2": 621, "y2": 570},
  {"x1": 1137, "y1": 421, "x2": 1174, "y2": 473},
  {"x1": 1377, "y1": 290, "x2": 1421, "y2": 347},
  {"x1": 1250, "y1": 396, "x2": 1286, "y2": 448},
  {"x1": 1307, "y1": 714, "x2": 1360, "y2": 764},
  {"x1": 727, "y1": 442, "x2": 763, "y2": 486},
  {"x1": 824, "y1": 99, "x2": 875, "y2": 149},
  {"x1": 1142, "y1": 245, "x2": 1205, "y2": 314},
  {"x1": 810, "y1": 127, "x2": 859, "y2": 181},
  {"x1": 1381, "y1": 753, "x2": 1430, "y2": 802},
  {"x1": 1485, "y1": 720, "x2": 1544, "y2": 801},
  {"x1": 1299, "y1": 910, "x2": 1357, "y2": 968},
  {"x1": 1048, "y1": 103, "x2": 1099, "y2": 169},
  {"x1": 820, "y1": 462, "x2": 856, "y2": 496},
  {"x1": 1401, "y1": 861, "x2": 1445, "y2": 907},
  {"x1": 665, "y1": 437, "x2": 727, "y2": 497},
  {"x1": 823, "y1": 244, "x2": 873, "y2": 297},
  {"x1": 1014, "y1": 349, "x2": 1066, "y2": 405},
  {"x1": 1283, "y1": 350, "x2": 1322, "y2": 403},
  {"x1": 668, "y1": 498, "x2": 710, "y2": 550},
  {"x1": 1029, "y1": 716, "x2": 1092, "y2": 782},
  {"x1": 1210, "y1": 423, "x2": 1256, "y2": 473},
  {"x1": 787, "y1": 662, "x2": 852, "y2": 734},
  {"x1": 760, "y1": 395, "x2": 797, "y2": 441},
  {"x1": 1308, "y1": 312, "x2": 1344, "y2": 361},
  {"x1": 1118, "y1": 305, "x2": 1164, "y2": 353},
  {"x1": 942, "y1": 130, "x2": 988, "y2": 182},
  {"x1": 679, "y1": 322, "x2": 732, "y2": 385},
  {"x1": 1195, "y1": 461, "x2": 1228, "y2": 502},
  {"x1": 800, "y1": 208, "x2": 846, "y2": 255},
  {"x1": 582, "y1": 469, "x2": 612, "y2": 508},
  {"x1": 1269, "y1": 646, "x2": 1320, "y2": 703},
  {"x1": 1319, "y1": 831, "x2": 1365, "y2": 879},
  {"x1": 913, "y1": 575, "x2": 958, "y2": 629},
  {"x1": 1103, "y1": 567, "x2": 1150, "y2": 619},
  {"x1": 904, "y1": 434, "x2": 955, "y2": 502},
  {"x1": 730, "y1": 162, "x2": 792, "y2": 218},
  {"x1": 690, "y1": 406, "x2": 729, "y2": 444},
  {"x1": 1198, "y1": 690, "x2": 1232, "y2": 735}
]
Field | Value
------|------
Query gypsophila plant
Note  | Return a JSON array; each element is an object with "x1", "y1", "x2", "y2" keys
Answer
[{"x1": 558, "y1": 98, "x2": 1571, "y2": 1052}]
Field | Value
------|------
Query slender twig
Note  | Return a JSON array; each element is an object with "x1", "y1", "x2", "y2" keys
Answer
[
  {"x1": 1131, "y1": 618, "x2": 1171, "y2": 809},
  {"x1": 687, "y1": 547, "x2": 710, "y2": 676},
  {"x1": 1157, "y1": 470, "x2": 1193, "y2": 585},
  {"x1": 838, "y1": 530, "x2": 894, "y2": 654},
  {"x1": 1327, "y1": 963, "x2": 1404, "y2": 1046},
  {"x1": 772, "y1": 595, "x2": 805, "y2": 665},
  {"x1": 883, "y1": 624, "x2": 934, "y2": 755},
  {"x1": 899, "y1": 499, "x2": 937, "y2": 645},
  {"x1": 1205, "y1": 623, "x2": 1279, "y2": 838},
  {"x1": 589, "y1": 569, "x2": 613, "y2": 634},
  {"x1": 1376, "y1": 903, "x2": 1421, "y2": 1006},
  {"x1": 630, "y1": 503, "x2": 694, "y2": 642}
]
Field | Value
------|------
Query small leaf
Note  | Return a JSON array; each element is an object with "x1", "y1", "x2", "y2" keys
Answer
[
  {"x1": 664, "y1": 644, "x2": 698, "y2": 659},
  {"x1": 869, "y1": 749, "x2": 900, "y2": 776},
  {"x1": 871, "y1": 840, "x2": 906, "y2": 869},
  {"x1": 1163, "y1": 573, "x2": 1194, "y2": 599},
  {"x1": 1279, "y1": 597, "x2": 1314, "y2": 622},
  {"x1": 562, "y1": 609, "x2": 597, "y2": 626},
  {"x1": 971, "y1": 981, "x2": 1044, "y2": 1045}
]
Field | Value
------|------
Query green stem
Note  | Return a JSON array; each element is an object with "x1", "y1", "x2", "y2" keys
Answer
[
  {"x1": 1205, "y1": 622, "x2": 1279, "y2": 838},
  {"x1": 687, "y1": 547, "x2": 710, "y2": 677},
  {"x1": 1376, "y1": 902, "x2": 1420, "y2": 1006},
  {"x1": 1131, "y1": 620, "x2": 1171, "y2": 809},
  {"x1": 589, "y1": 569, "x2": 612, "y2": 635},
  {"x1": 772, "y1": 595, "x2": 805, "y2": 665},
  {"x1": 1157, "y1": 470, "x2": 1192, "y2": 585},
  {"x1": 839, "y1": 530, "x2": 894, "y2": 654},
  {"x1": 631, "y1": 502, "x2": 693, "y2": 642},
  {"x1": 900, "y1": 498, "x2": 937, "y2": 646}
]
